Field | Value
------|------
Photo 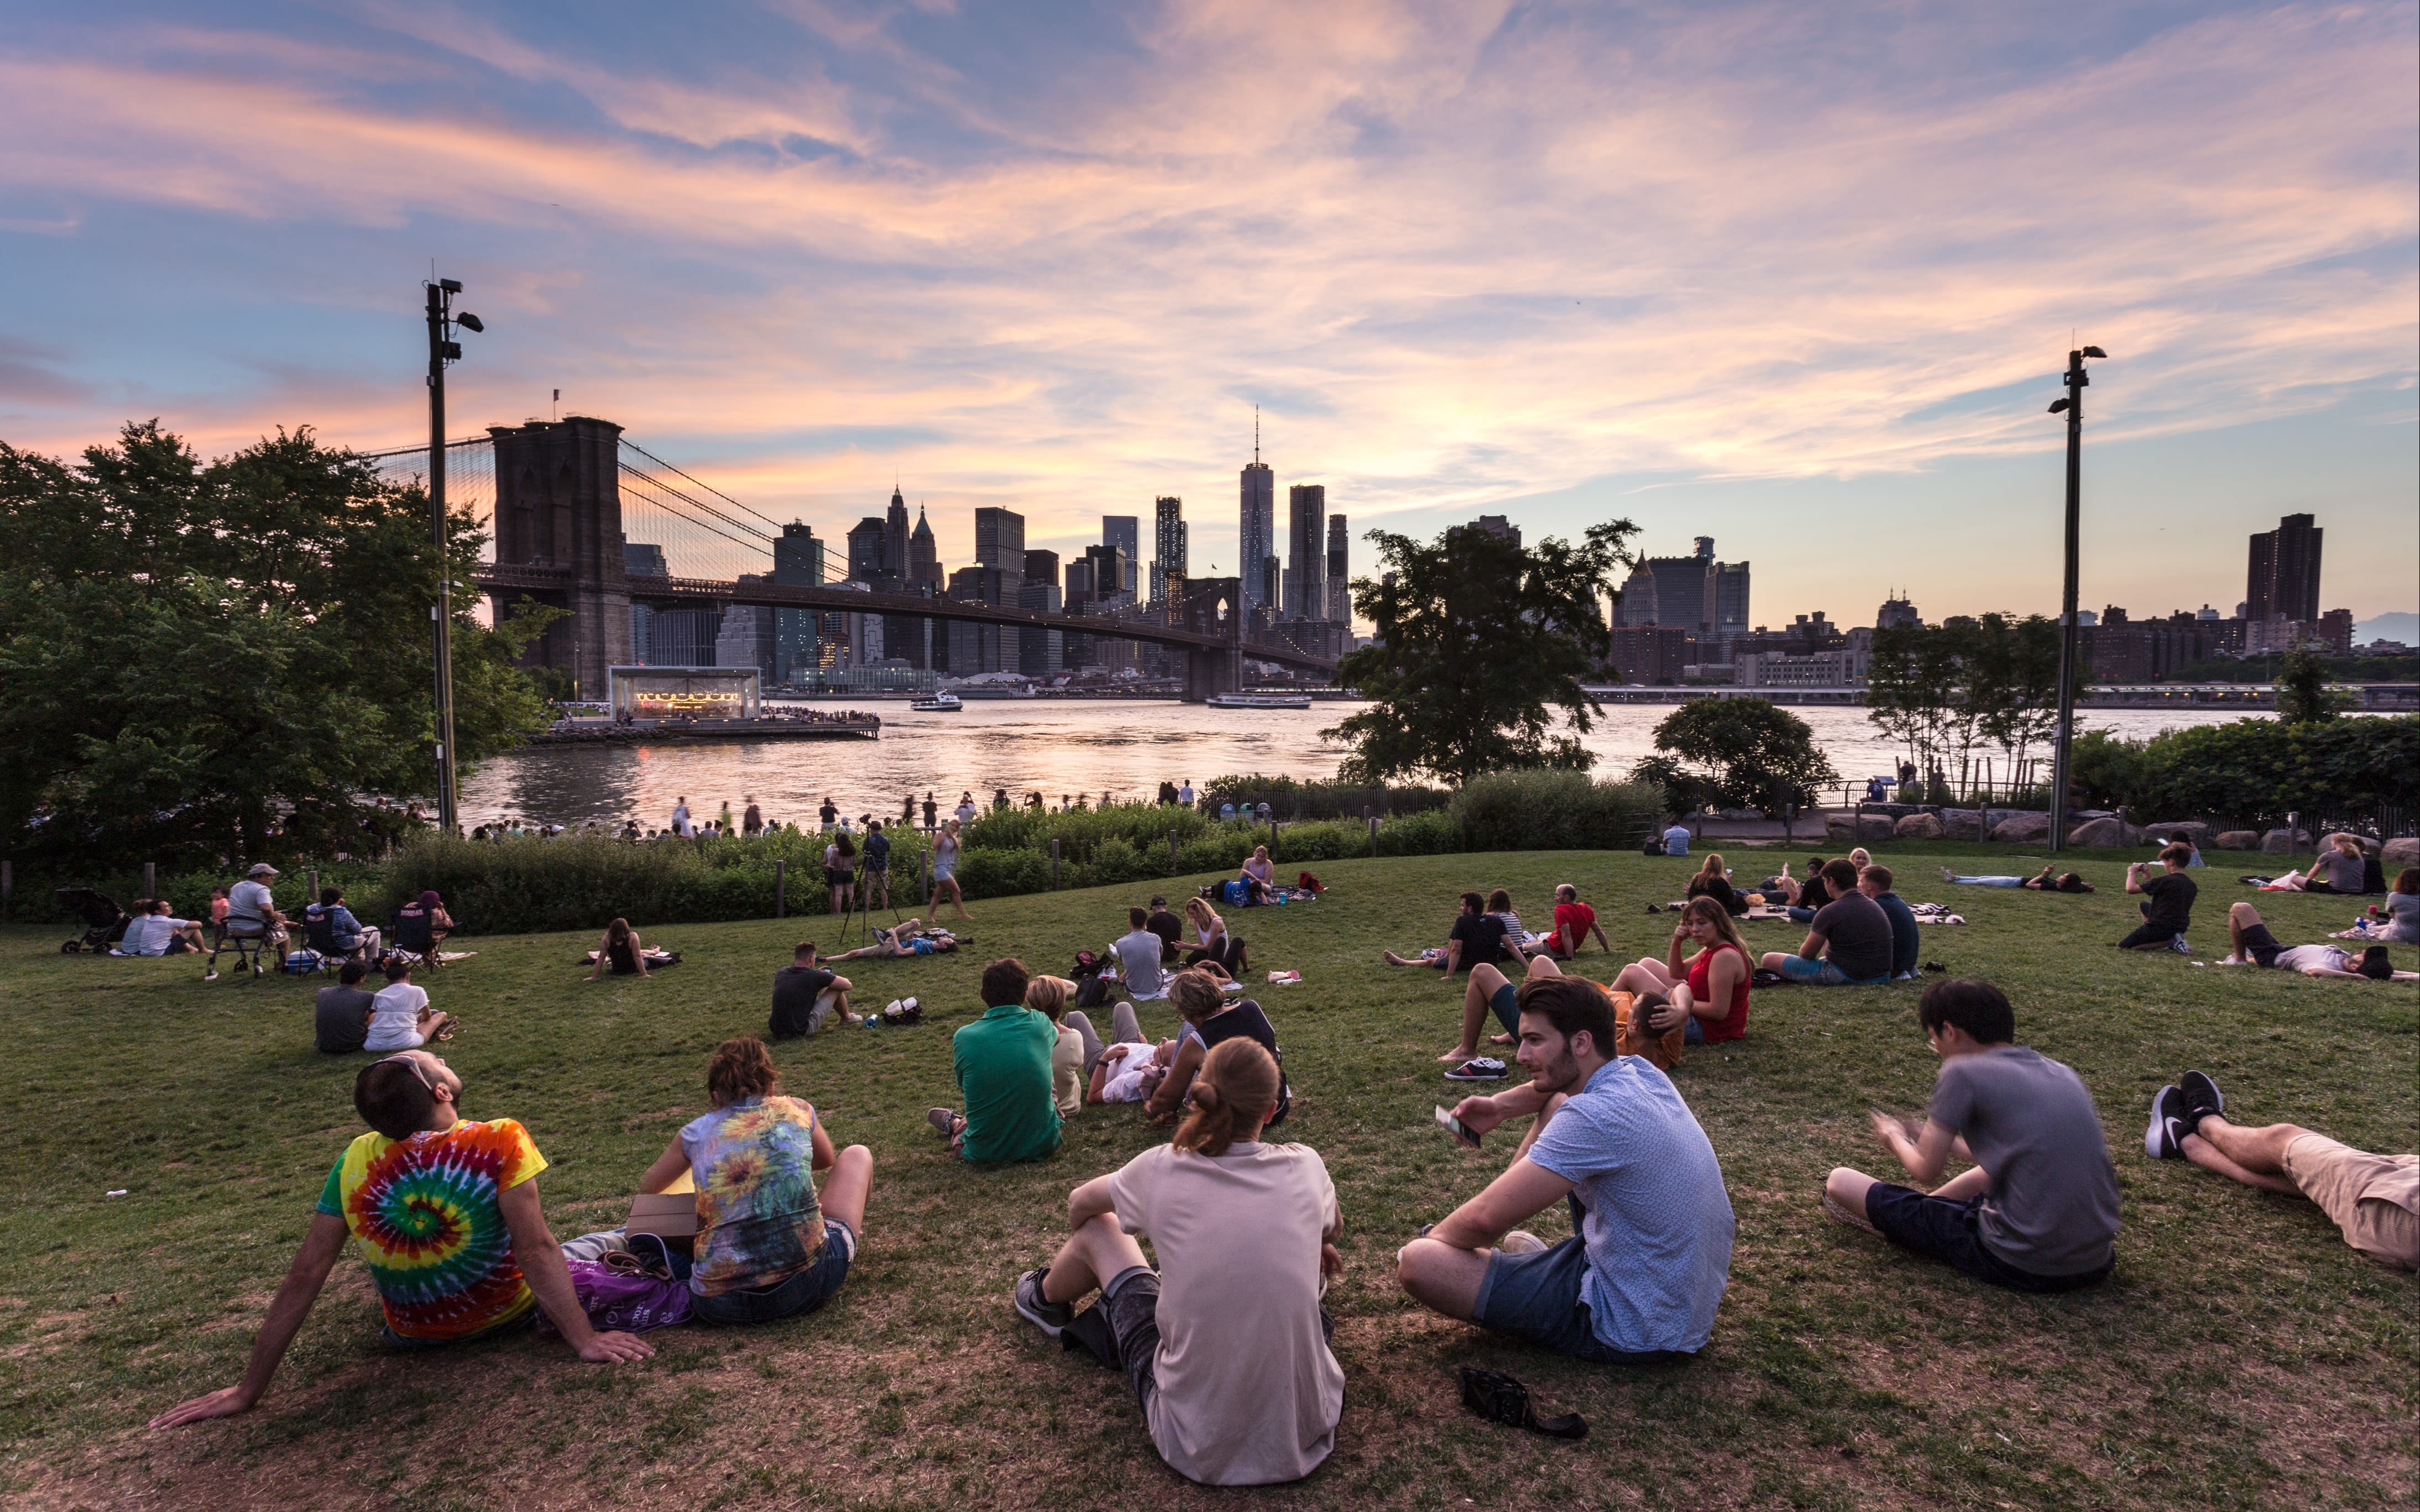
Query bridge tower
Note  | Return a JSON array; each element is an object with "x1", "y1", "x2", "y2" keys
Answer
[
  {"x1": 1176, "y1": 576, "x2": 1245, "y2": 702},
  {"x1": 488, "y1": 416, "x2": 630, "y2": 698}
]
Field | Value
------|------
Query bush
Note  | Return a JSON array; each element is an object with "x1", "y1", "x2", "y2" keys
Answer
[
  {"x1": 1198, "y1": 774, "x2": 1450, "y2": 820},
  {"x1": 1448, "y1": 771, "x2": 1664, "y2": 852},
  {"x1": 2063, "y1": 715, "x2": 2420, "y2": 824}
]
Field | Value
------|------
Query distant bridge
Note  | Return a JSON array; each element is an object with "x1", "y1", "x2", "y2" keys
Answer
[{"x1": 373, "y1": 415, "x2": 1340, "y2": 702}]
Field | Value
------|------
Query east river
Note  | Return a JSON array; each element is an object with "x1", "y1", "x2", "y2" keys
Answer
[{"x1": 458, "y1": 702, "x2": 2270, "y2": 831}]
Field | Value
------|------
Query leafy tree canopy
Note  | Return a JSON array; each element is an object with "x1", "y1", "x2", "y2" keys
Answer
[
  {"x1": 1324, "y1": 519, "x2": 1636, "y2": 785},
  {"x1": 0, "y1": 421, "x2": 558, "y2": 867},
  {"x1": 1630, "y1": 698, "x2": 1839, "y2": 817},
  {"x1": 2272, "y1": 645, "x2": 2351, "y2": 724},
  {"x1": 1867, "y1": 614, "x2": 2067, "y2": 785}
]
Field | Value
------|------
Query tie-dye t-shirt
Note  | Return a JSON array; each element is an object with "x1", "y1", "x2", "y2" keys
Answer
[
  {"x1": 680, "y1": 1096, "x2": 826, "y2": 1298},
  {"x1": 316, "y1": 1118, "x2": 548, "y2": 1341}
]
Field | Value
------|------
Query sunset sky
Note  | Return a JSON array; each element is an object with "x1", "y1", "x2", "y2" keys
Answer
[{"x1": 3, "y1": 1, "x2": 2413, "y2": 629}]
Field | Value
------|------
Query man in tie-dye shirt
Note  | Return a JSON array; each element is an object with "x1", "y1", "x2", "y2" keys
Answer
[{"x1": 149, "y1": 1050, "x2": 654, "y2": 1429}]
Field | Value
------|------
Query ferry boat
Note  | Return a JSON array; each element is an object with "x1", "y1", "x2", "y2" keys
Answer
[
  {"x1": 908, "y1": 692, "x2": 963, "y2": 712},
  {"x1": 1206, "y1": 692, "x2": 1313, "y2": 710}
]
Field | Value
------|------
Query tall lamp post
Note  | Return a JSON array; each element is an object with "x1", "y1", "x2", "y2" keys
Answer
[
  {"x1": 424, "y1": 277, "x2": 485, "y2": 835},
  {"x1": 2044, "y1": 344, "x2": 2107, "y2": 856}
]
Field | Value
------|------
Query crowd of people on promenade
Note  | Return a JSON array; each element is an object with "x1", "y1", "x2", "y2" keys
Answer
[{"x1": 139, "y1": 821, "x2": 2416, "y2": 1489}]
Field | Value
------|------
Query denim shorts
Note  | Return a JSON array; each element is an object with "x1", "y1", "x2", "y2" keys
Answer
[
  {"x1": 1488, "y1": 982, "x2": 1520, "y2": 1035},
  {"x1": 689, "y1": 1218, "x2": 857, "y2": 1326},
  {"x1": 1100, "y1": 1265, "x2": 1164, "y2": 1409},
  {"x1": 1863, "y1": 1185, "x2": 2110, "y2": 1294},
  {"x1": 1774, "y1": 955, "x2": 1885, "y2": 987},
  {"x1": 1471, "y1": 1233, "x2": 1684, "y2": 1365}
]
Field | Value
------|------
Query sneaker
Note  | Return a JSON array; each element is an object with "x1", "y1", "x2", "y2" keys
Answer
[
  {"x1": 926, "y1": 1107, "x2": 960, "y2": 1137},
  {"x1": 1012, "y1": 1268, "x2": 1072, "y2": 1337},
  {"x1": 1940, "y1": 866, "x2": 1958, "y2": 883},
  {"x1": 2144, "y1": 1085, "x2": 2187, "y2": 1159},
  {"x1": 2179, "y1": 1069, "x2": 2225, "y2": 1131},
  {"x1": 202, "y1": 969, "x2": 219, "y2": 982},
  {"x1": 1498, "y1": 1230, "x2": 1548, "y2": 1255},
  {"x1": 1444, "y1": 1058, "x2": 1508, "y2": 1081},
  {"x1": 1821, "y1": 1190, "x2": 1880, "y2": 1236},
  {"x1": 2169, "y1": 935, "x2": 2192, "y2": 956}
]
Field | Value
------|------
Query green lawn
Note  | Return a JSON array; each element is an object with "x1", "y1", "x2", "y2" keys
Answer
[{"x1": 2, "y1": 845, "x2": 2412, "y2": 1511}]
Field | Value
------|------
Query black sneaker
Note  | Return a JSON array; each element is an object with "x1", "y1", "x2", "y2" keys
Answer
[
  {"x1": 1444, "y1": 1057, "x2": 1508, "y2": 1081},
  {"x1": 1013, "y1": 1267, "x2": 1073, "y2": 1337},
  {"x1": 2144, "y1": 1085, "x2": 2187, "y2": 1159},
  {"x1": 2179, "y1": 1069, "x2": 2224, "y2": 1131}
]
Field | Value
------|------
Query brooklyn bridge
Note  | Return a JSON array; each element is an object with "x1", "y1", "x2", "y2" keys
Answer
[{"x1": 370, "y1": 415, "x2": 1344, "y2": 703}]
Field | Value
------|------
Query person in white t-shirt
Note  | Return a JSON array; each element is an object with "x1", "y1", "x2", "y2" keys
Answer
[
  {"x1": 363, "y1": 960, "x2": 455, "y2": 1052},
  {"x1": 671, "y1": 798, "x2": 695, "y2": 839},
  {"x1": 117, "y1": 900, "x2": 208, "y2": 958},
  {"x1": 1012, "y1": 1038, "x2": 1343, "y2": 1486},
  {"x1": 1176, "y1": 779, "x2": 1195, "y2": 808}
]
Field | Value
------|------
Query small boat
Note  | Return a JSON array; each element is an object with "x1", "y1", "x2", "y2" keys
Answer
[
  {"x1": 1207, "y1": 692, "x2": 1313, "y2": 710},
  {"x1": 909, "y1": 692, "x2": 963, "y2": 712}
]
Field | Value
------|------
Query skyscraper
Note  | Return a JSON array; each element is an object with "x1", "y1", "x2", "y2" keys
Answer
[
  {"x1": 2245, "y1": 513, "x2": 2322, "y2": 622},
  {"x1": 884, "y1": 486, "x2": 910, "y2": 578},
  {"x1": 1286, "y1": 483, "x2": 1325, "y2": 619},
  {"x1": 1152, "y1": 495, "x2": 1187, "y2": 605},
  {"x1": 772, "y1": 521, "x2": 823, "y2": 684},
  {"x1": 975, "y1": 508, "x2": 1026, "y2": 574},
  {"x1": 846, "y1": 517, "x2": 887, "y2": 582},
  {"x1": 1325, "y1": 514, "x2": 1350, "y2": 623},
  {"x1": 1102, "y1": 515, "x2": 1140, "y2": 598},
  {"x1": 909, "y1": 506, "x2": 942, "y2": 588},
  {"x1": 1022, "y1": 548, "x2": 1060, "y2": 588},
  {"x1": 1239, "y1": 415, "x2": 1274, "y2": 615}
]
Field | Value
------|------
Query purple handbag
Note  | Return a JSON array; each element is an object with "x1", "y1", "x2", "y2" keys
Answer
[{"x1": 539, "y1": 1256, "x2": 693, "y2": 1334}]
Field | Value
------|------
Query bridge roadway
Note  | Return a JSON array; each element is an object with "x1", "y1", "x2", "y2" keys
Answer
[{"x1": 473, "y1": 562, "x2": 1341, "y2": 676}]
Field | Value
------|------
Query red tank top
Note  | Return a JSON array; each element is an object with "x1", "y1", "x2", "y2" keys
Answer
[{"x1": 1687, "y1": 940, "x2": 1750, "y2": 1043}]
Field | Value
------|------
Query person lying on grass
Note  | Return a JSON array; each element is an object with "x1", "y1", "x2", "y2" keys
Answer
[
  {"x1": 1383, "y1": 891, "x2": 1512, "y2": 973},
  {"x1": 1146, "y1": 969, "x2": 1290, "y2": 1127},
  {"x1": 1542, "y1": 882, "x2": 1612, "y2": 958},
  {"x1": 1758, "y1": 859, "x2": 1894, "y2": 986},
  {"x1": 626, "y1": 1037, "x2": 872, "y2": 1325},
  {"x1": 2146, "y1": 1070, "x2": 2416, "y2": 1270},
  {"x1": 1013, "y1": 1038, "x2": 1344, "y2": 1487},
  {"x1": 1822, "y1": 978, "x2": 2120, "y2": 1293},
  {"x1": 2218, "y1": 902, "x2": 2419, "y2": 979},
  {"x1": 1939, "y1": 864, "x2": 2093, "y2": 892},
  {"x1": 1611, "y1": 897, "x2": 1754, "y2": 1046},
  {"x1": 927, "y1": 958, "x2": 1062, "y2": 1164},
  {"x1": 149, "y1": 1050, "x2": 653, "y2": 1428},
  {"x1": 824, "y1": 918, "x2": 959, "y2": 961},
  {"x1": 1400, "y1": 971, "x2": 1733, "y2": 1364}
]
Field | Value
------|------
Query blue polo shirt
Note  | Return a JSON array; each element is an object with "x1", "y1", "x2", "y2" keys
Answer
[{"x1": 1525, "y1": 1058, "x2": 1733, "y2": 1354}]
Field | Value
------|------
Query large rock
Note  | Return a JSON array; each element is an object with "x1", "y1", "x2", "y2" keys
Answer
[
  {"x1": 1825, "y1": 812, "x2": 1859, "y2": 844},
  {"x1": 2260, "y1": 828, "x2": 2311, "y2": 854},
  {"x1": 2385, "y1": 836, "x2": 2419, "y2": 871},
  {"x1": 1858, "y1": 812, "x2": 1897, "y2": 843},
  {"x1": 2067, "y1": 817, "x2": 2143, "y2": 848},
  {"x1": 2142, "y1": 820, "x2": 2212, "y2": 847},
  {"x1": 2214, "y1": 830, "x2": 2260, "y2": 850},
  {"x1": 2318, "y1": 831, "x2": 2380, "y2": 855},
  {"x1": 1895, "y1": 812, "x2": 1945, "y2": 840},
  {"x1": 1991, "y1": 812, "x2": 2051, "y2": 843},
  {"x1": 1940, "y1": 809, "x2": 1986, "y2": 840}
]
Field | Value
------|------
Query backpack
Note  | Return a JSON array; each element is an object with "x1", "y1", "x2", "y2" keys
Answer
[
  {"x1": 540, "y1": 1257, "x2": 692, "y2": 1335},
  {"x1": 1642, "y1": 837, "x2": 1665, "y2": 856},
  {"x1": 1295, "y1": 871, "x2": 1324, "y2": 894},
  {"x1": 1072, "y1": 949, "x2": 1111, "y2": 1009}
]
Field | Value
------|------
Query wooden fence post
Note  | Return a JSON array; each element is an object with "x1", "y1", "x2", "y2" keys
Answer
[
  {"x1": 1, "y1": 858, "x2": 9, "y2": 922},
  {"x1": 145, "y1": 861, "x2": 158, "y2": 901},
  {"x1": 1368, "y1": 813, "x2": 1379, "y2": 857},
  {"x1": 773, "y1": 859, "x2": 787, "y2": 918},
  {"x1": 1051, "y1": 838, "x2": 1062, "y2": 891},
  {"x1": 1169, "y1": 829, "x2": 1179, "y2": 875}
]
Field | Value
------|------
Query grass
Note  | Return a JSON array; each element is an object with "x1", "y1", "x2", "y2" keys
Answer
[{"x1": 1, "y1": 842, "x2": 2413, "y2": 1511}]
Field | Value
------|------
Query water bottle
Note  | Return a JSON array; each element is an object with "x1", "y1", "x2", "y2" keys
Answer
[{"x1": 861, "y1": 1014, "x2": 880, "y2": 1029}]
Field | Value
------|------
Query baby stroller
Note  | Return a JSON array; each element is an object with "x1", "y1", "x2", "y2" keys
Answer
[{"x1": 56, "y1": 888, "x2": 130, "y2": 955}]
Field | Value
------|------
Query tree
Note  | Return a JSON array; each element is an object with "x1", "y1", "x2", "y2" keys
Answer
[
  {"x1": 1868, "y1": 617, "x2": 2076, "y2": 796},
  {"x1": 2273, "y1": 646, "x2": 2348, "y2": 724},
  {"x1": 1630, "y1": 699, "x2": 1839, "y2": 817},
  {"x1": 1324, "y1": 519, "x2": 1637, "y2": 784},
  {"x1": 0, "y1": 421, "x2": 559, "y2": 867},
  {"x1": 1964, "y1": 614, "x2": 2063, "y2": 778}
]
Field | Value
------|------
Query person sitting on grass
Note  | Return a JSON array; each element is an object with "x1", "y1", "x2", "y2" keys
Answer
[
  {"x1": 1146, "y1": 895, "x2": 1185, "y2": 962},
  {"x1": 2257, "y1": 835, "x2": 2370, "y2": 894},
  {"x1": 118, "y1": 898, "x2": 209, "y2": 958},
  {"x1": 825, "y1": 918, "x2": 959, "y2": 962},
  {"x1": 1147, "y1": 970, "x2": 1290, "y2": 1127},
  {"x1": 1012, "y1": 1038, "x2": 1344, "y2": 1487},
  {"x1": 1237, "y1": 845, "x2": 1277, "y2": 905},
  {"x1": 148, "y1": 1050, "x2": 654, "y2": 1428},
  {"x1": 1111, "y1": 905, "x2": 1169, "y2": 1002},
  {"x1": 769, "y1": 940, "x2": 850, "y2": 1039},
  {"x1": 1441, "y1": 949, "x2": 1567, "y2": 1068},
  {"x1": 928, "y1": 958, "x2": 1062, "y2": 1163},
  {"x1": 2217, "y1": 902, "x2": 2417, "y2": 979},
  {"x1": 363, "y1": 959, "x2": 454, "y2": 1052},
  {"x1": 2118, "y1": 844, "x2": 2197, "y2": 954},
  {"x1": 1660, "y1": 817, "x2": 1692, "y2": 857},
  {"x1": 1383, "y1": 891, "x2": 1511, "y2": 973},
  {"x1": 1611, "y1": 897, "x2": 1754, "y2": 1045},
  {"x1": 1769, "y1": 856, "x2": 1832, "y2": 923},
  {"x1": 630, "y1": 1038, "x2": 872, "y2": 1324},
  {"x1": 1758, "y1": 859, "x2": 1894, "y2": 986},
  {"x1": 1821, "y1": 979, "x2": 2120, "y2": 1293},
  {"x1": 1685, "y1": 854, "x2": 1747, "y2": 917},
  {"x1": 1544, "y1": 882, "x2": 1611, "y2": 958},
  {"x1": 1859, "y1": 864, "x2": 1922, "y2": 982},
  {"x1": 1026, "y1": 975, "x2": 1090, "y2": 1119},
  {"x1": 1940, "y1": 864, "x2": 2093, "y2": 892},
  {"x1": 2146, "y1": 1069, "x2": 2415, "y2": 1270},
  {"x1": 313, "y1": 961, "x2": 378, "y2": 1054},
  {"x1": 1183, "y1": 896, "x2": 1243, "y2": 974},
  {"x1": 1399, "y1": 973, "x2": 1734, "y2": 1364},
  {"x1": 1486, "y1": 889, "x2": 1528, "y2": 958},
  {"x1": 584, "y1": 917, "x2": 652, "y2": 980}
]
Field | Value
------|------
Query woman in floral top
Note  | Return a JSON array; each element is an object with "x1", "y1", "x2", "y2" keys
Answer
[{"x1": 637, "y1": 1038, "x2": 875, "y2": 1325}]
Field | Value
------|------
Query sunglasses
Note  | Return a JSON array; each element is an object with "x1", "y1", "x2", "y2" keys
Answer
[{"x1": 377, "y1": 1054, "x2": 451, "y2": 1095}]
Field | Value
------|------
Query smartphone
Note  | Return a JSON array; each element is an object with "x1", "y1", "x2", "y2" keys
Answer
[{"x1": 1435, "y1": 1105, "x2": 1481, "y2": 1147}]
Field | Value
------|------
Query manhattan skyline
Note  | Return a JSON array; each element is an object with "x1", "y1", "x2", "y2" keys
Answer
[{"x1": 1, "y1": 2, "x2": 2413, "y2": 625}]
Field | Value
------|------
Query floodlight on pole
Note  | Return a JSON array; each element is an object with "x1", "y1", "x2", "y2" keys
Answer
[
  {"x1": 424, "y1": 275, "x2": 484, "y2": 835},
  {"x1": 2044, "y1": 344, "x2": 2108, "y2": 855}
]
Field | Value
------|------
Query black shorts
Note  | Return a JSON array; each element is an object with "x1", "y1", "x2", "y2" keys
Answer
[
  {"x1": 824, "y1": 867, "x2": 853, "y2": 888},
  {"x1": 1864, "y1": 1184, "x2": 2111, "y2": 1294},
  {"x1": 2239, "y1": 922, "x2": 2283, "y2": 968}
]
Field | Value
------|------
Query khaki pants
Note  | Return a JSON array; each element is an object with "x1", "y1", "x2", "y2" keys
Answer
[{"x1": 2283, "y1": 1134, "x2": 2419, "y2": 1270}]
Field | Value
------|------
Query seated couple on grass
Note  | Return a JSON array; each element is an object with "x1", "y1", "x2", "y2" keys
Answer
[
  {"x1": 1764, "y1": 848, "x2": 1868, "y2": 922},
  {"x1": 1384, "y1": 890, "x2": 1522, "y2": 973},
  {"x1": 312, "y1": 960, "x2": 451, "y2": 1054},
  {"x1": 1683, "y1": 855, "x2": 1751, "y2": 917},
  {"x1": 2257, "y1": 836, "x2": 2375, "y2": 894},
  {"x1": 1013, "y1": 1037, "x2": 1345, "y2": 1486},
  {"x1": 1440, "y1": 951, "x2": 1687, "y2": 1082},
  {"x1": 2218, "y1": 903, "x2": 2415, "y2": 980},
  {"x1": 927, "y1": 958, "x2": 1064, "y2": 1164},
  {"x1": 1823, "y1": 979, "x2": 2121, "y2": 1293},
  {"x1": 1758, "y1": 860, "x2": 1915, "y2": 985},
  {"x1": 2146, "y1": 1070, "x2": 2416, "y2": 1270},
  {"x1": 1400, "y1": 972, "x2": 1735, "y2": 1366}
]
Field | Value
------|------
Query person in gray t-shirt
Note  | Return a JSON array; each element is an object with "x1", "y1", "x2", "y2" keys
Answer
[
  {"x1": 1111, "y1": 907, "x2": 1168, "y2": 1001},
  {"x1": 1821, "y1": 979, "x2": 2120, "y2": 1291},
  {"x1": 313, "y1": 962, "x2": 378, "y2": 1054}
]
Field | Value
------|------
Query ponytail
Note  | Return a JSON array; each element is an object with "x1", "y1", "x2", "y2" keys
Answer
[{"x1": 1172, "y1": 1038, "x2": 1278, "y2": 1158}]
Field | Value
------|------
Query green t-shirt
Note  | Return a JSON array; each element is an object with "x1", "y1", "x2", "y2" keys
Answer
[{"x1": 952, "y1": 1004, "x2": 1063, "y2": 1164}]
